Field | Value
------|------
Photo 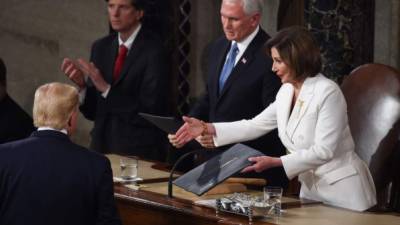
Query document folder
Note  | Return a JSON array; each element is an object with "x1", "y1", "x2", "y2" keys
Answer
[
  {"x1": 139, "y1": 112, "x2": 183, "y2": 133},
  {"x1": 173, "y1": 143, "x2": 265, "y2": 196}
]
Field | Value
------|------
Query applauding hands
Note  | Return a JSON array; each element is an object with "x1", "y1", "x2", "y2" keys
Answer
[{"x1": 61, "y1": 58, "x2": 110, "y2": 93}]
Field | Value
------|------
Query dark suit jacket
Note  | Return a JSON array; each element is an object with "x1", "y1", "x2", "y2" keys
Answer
[
  {"x1": 80, "y1": 28, "x2": 168, "y2": 160},
  {"x1": 0, "y1": 94, "x2": 35, "y2": 144},
  {"x1": 190, "y1": 29, "x2": 288, "y2": 187},
  {"x1": 0, "y1": 130, "x2": 121, "y2": 225}
]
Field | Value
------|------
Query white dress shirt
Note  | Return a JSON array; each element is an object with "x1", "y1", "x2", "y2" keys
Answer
[{"x1": 225, "y1": 26, "x2": 260, "y2": 66}]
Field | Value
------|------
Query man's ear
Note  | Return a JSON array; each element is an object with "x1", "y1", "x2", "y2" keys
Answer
[
  {"x1": 137, "y1": 9, "x2": 144, "y2": 20},
  {"x1": 67, "y1": 115, "x2": 72, "y2": 127},
  {"x1": 66, "y1": 115, "x2": 73, "y2": 136},
  {"x1": 66, "y1": 109, "x2": 77, "y2": 136},
  {"x1": 250, "y1": 13, "x2": 261, "y2": 27}
]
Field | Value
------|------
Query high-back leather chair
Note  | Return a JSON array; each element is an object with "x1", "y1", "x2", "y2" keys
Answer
[{"x1": 341, "y1": 63, "x2": 400, "y2": 211}]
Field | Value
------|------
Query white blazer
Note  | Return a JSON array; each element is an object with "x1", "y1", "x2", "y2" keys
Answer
[{"x1": 213, "y1": 74, "x2": 376, "y2": 211}]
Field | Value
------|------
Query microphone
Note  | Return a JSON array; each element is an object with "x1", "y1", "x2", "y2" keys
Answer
[{"x1": 168, "y1": 149, "x2": 204, "y2": 198}]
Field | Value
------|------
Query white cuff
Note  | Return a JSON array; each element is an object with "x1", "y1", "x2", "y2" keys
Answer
[
  {"x1": 78, "y1": 88, "x2": 87, "y2": 105},
  {"x1": 101, "y1": 85, "x2": 111, "y2": 98}
]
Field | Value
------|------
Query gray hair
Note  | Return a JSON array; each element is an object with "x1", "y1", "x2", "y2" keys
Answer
[{"x1": 223, "y1": 0, "x2": 264, "y2": 15}]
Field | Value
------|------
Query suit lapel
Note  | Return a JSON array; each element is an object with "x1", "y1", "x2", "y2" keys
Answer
[
  {"x1": 277, "y1": 85, "x2": 294, "y2": 131},
  {"x1": 113, "y1": 29, "x2": 145, "y2": 86},
  {"x1": 105, "y1": 37, "x2": 119, "y2": 84},
  {"x1": 211, "y1": 40, "x2": 230, "y2": 102},
  {"x1": 218, "y1": 29, "x2": 267, "y2": 101},
  {"x1": 285, "y1": 77, "x2": 317, "y2": 139}
]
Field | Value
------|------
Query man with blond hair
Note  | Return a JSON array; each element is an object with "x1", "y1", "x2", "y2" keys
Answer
[{"x1": 0, "y1": 83, "x2": 121, "y2": 225}]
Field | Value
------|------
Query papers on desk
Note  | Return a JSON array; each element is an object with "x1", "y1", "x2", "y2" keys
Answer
[
  {"x1": 173, "y1": 143, "x2": 264, "y2": 196},
  {"x1": 139, "y1": 112, "x2": 183, "y2": 133}
]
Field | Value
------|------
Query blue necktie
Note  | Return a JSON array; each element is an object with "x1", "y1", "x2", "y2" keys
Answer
[{"x1": 219, "y1": 42, "x2": 239, "y2": 93}]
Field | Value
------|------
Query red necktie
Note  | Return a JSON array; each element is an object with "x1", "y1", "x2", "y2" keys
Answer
[{"x1": 113, "y1": 45, "x2": 128, "y2": 82}]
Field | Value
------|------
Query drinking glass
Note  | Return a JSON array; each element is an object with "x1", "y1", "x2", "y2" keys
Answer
[
  {"x1": 263, "y1": 186, "x2": 283, "y2": 217},
  {"x1": 120, "y1": 156, "x2": 138, "y2": 181}
]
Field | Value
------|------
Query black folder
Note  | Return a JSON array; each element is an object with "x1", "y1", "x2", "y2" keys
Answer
[
  {"x1": 173, "y1": 143, "x2": 265, "y2": 196},
  {"x1": 139, "y1": 112, "x2": 183, "y2": 133}
]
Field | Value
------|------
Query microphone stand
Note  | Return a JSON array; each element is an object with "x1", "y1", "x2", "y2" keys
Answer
[{"x1": 168, "y1": 149, "x2": 204, "y2": 198}]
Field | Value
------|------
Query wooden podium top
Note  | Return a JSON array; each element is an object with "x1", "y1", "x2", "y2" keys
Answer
[
  {"x1": 114, "y1": 182, "x2": 400, "y2": 225},
  {"x1": 108, "y1": 155, "x2": 400, "y2": 225}
]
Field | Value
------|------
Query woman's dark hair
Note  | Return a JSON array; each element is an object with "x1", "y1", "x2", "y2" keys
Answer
[{"x1": 266, "y1": 26, "x2": 322, "y2": 78}]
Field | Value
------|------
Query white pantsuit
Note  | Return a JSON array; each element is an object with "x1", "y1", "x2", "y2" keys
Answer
[{"x1": 213, "y1": 74, "x2": 376, "y2": 211}]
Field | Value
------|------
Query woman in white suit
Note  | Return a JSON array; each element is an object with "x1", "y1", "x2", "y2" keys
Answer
[{"x1": 171, "y1": 26, "x2": 376, "y2": 211}]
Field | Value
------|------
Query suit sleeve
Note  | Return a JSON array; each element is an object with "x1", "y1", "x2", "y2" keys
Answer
[
  {"x1": 96, "y1": 158, "x2": 122, "y2": 225},
  {"x1": 79, "y1": 42, "x2": 100, "y2": 121},
  {"x1": 213, "y1": 101, "x2": 278, "y2": 146},
  {"x1": 188, "y1": 89, "x2": 210, "y2": 121}
]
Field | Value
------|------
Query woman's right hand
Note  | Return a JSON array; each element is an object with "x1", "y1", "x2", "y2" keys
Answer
[
  {"x1": 196, "y1": 134, "x2": 216, "y2": 149},
  {"x1": 169, "y1": 133, "x2": 216, "y2": 149},
  {"x1": 173, "y1": 116, "x2": 205, "y2": 146}
]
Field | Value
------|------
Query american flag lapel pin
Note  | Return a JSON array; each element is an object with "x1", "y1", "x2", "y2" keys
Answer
[{"x1": 241, "y1": 58, "x2": 247, "y2": 64}]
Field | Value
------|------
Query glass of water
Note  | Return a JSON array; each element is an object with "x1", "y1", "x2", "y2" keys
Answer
[
  {"x1": 263, "y1": 186, "x2": 283, "y2": 217},
  {"x1": 120, "y1": 156, "x2": 138, "y2": 181}
]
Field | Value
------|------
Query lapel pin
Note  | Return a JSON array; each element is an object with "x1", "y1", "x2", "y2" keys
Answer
[
  {"x1": 241, "y1": 58, "x2": 247, "y2": 64},
  {"x1": 297, "y1": 100, "x2": 304, "y2": 118},
  {"x1": 298, "y1": 100, "x2": 304, "y2": 108}
]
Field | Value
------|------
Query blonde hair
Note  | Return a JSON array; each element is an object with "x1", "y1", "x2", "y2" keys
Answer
[{"x1": 33, "y1": 82, "x2": 79, "y2": 130}]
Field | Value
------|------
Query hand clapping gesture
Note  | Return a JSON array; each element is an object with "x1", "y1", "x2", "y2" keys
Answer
[
  {"x1": 61, "y1": 58, "x2": 109, "y2": 93},
  {"x1": 61, "y1": 58, "x2": 85, "y2": 90}
]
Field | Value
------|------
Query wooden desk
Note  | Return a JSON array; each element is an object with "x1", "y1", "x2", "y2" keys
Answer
[
  {"x1": 114, "y1": 183, "x2": 400, "y2": 225},
  {"x1": 108, "y1": 156, "x2": 400, "y2": 225}
]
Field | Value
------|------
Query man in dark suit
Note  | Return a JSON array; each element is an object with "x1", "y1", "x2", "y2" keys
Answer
[
  {"x1": 0, "y1": 57, "x2": 35, "y2": 144},
  {"x1": 0, "y1": 83, "x2": 121, "y2": 225},
  {"x1": 61, "y1": 0, "x2": 168, "y2": 161},
  {"x1": 170, "y1": 0, "x2": 288, "y2": 187}
]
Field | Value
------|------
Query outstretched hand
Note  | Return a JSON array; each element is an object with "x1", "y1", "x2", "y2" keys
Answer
[
  {"x1": 195, "y1": 134, "x2": 216, "y2": 149},
  {"x1": 168, "y1": 116, "x2": 217, "y2": 148},
  {"x1": 241, "y1": 156, "x2": 282, "y2": 173},
  {"x1": 174, "y1": 116, "x2": 204, "y2": 146}
]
